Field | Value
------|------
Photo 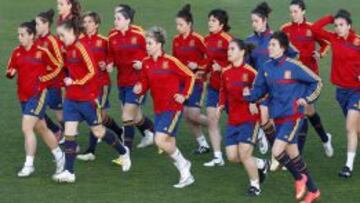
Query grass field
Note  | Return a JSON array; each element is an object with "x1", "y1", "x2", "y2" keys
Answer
[{"x1": 1, "y1": 0, "x2": 360, "y2": 202}]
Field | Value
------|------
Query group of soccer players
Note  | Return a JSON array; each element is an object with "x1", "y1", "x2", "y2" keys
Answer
[{"x1": 5, "y1": 0, "x2": 360, "y2": 202}]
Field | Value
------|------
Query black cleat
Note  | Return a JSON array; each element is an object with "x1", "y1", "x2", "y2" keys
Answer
[
  {"x1": 246, "y1": 186, "x2": 261, "y2": 197},
  {"x1": 192, "y1": 146, "x2": 210, "y2": 155},
  {"x1": 258, "y1": 160, "x2": 270, "y2": 183},
  {"x1": 338, "y1": 166, "x2": 352, "y2": 178}
]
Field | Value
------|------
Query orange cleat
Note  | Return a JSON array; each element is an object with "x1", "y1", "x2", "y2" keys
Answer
[
  {"x1": 295, "y1": 174, "x2": 308, "y2": 200},
  {"x1": 301, "y1": 190, "x2": 321, "y2": 203}
]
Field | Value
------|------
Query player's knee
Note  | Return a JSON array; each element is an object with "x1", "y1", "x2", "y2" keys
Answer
[{"x1": 91, "y1": 125, "x2": 105, "y2": 138}]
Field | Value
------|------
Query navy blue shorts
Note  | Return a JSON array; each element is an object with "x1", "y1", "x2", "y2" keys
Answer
[
  {"x1": 206, "y1": 86, "x2": 219, "y2": 108},
  {"x1": 21, "y1": 90, "x2": 49, "y2": 119},
  {"x1": 47, "y1": 87, "x2": 63, "y2": 110},
  {"x1": 224, "y1": 122, "x2": 260, "y2": 146},
  {"x1": 154, "y1": 111, "x2": 182, "y2": 137},
  {"x1": 63, "y1": 99, "x2": 102, "y2": 126},
  {"x1": 99, "y1": 85, "x2": 111, "y2": 110},
  {"x1": 336, "y1": 87, "x2": 360, "y2": 116},
  {"x1": 118, "y1": 86, "x2": 145, "y2": 105},
  {"x1": 275, "y1": 119, "x2": 303, "y2": 144},
  {"x1": 185, "y1": 82, "x2": 205, "y2": 108}
]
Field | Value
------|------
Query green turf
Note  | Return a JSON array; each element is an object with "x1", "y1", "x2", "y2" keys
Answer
[{"x1": 1, "y1": 0, "x2": 360, "y2": 202}]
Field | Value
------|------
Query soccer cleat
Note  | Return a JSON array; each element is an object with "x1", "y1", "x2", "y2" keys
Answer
[
  {"x1": 76, "y1": 145, "x2": 81, "y2": 154},
  {"x1": 258, "y1": 160, "x2": 270, "y2": 183},
  {"x1": 173, "y1": 161, "x2": 195, "y2": 188},
  {"x1": 203, "y1": 158, "x2": 225, "y2": 167},
  {"x1": 338, "y1": 166, "x2": 352, "y2": 178},
  {"x1": 192, "y1": 145, "x2": 210, "y2": 155},
  {"x1": 52, "y1": 170, "x2": 76, "y2": 183},
  {"x1": 137, "y1": 130, "x2": 154, "y2": 148},
  {"x1": 257, "y1": 129, "x2": 269, "y2": 155},
  {"x1": 76, "y1": 153, "x2": 96, "y2": 162},
  {"x1": 270, "y1": 155, "x2": 281, "y2": 172},
  {"x1": 247, "y1": 186, "x2": 261, "y2": 197},
  {"x1": 55, "y1": 153, "x2": 65, "y2": 174},
  {"x1": 17, "y1": 165, "x2": 35, "y2": 177},
  {"x1": 323, "y1": 133, "x2": 334, "y2": 158},
  {"x1": 112, "y1": 147, "x2": 131, "y2": 172},
  {"x1": 295, "y1": 174, "x2": 308, "y2": 200},
  {"x1": 301, "y1": 190, "x2": 321, "y2": 203},
  {"x1": 97, "y1": 138, "x2": 102, "y2": 143}
]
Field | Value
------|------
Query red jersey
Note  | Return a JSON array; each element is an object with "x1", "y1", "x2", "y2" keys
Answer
[
  {"x1": 35, "y1": 33, "x2": 65, "y2": 88},
  {"x1": 312, "y1": 15, "x2": 360, "y2": 88},
  {"x1": 281, "y1": 20, "x2": 329, "y2": 75},
  {"x1": 138, "y1": 54, "x2": 195, "y2": 113},
  {"x1": 79, "y1": 33, "x2": 111, "y2": 87},
  {"x1": 219, "y1": 63, "x2": 259, "y2": 125},
  {"x1": 204, "y1": 31, "x2": 232, "y2": 90},
  {"x1": 108, "y1": 27, "x2": 147, "y2": 87},
  {"x1": 63, "y1": 41, "x2": 99, "y2": 101},
  {"x1": 7, "y1": 44, "x2": 62, "y2": 101},
  {"x1": 172, "y1": 31, "x2": 207, "y2": 83}
]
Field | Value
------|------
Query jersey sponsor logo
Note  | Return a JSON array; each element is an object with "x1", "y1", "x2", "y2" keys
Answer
[
  {"x1": 131, "y1": 37, "x2": 138, "y2": 45},
  {"x1": 96, "y1": 40, "x2": 103, "y2": 47},
  {"x1": 35, "y1": 51, "x2": 42, "y2": 59},
  {"x1": 162, "y1": 61, "x2": 169, "y2": 69},
  {"x1": 306, "y1": 29, "x2": 312, "y2": 37},
  {"x1": 353, "y1": 38, "x2": 360, "y2": 46},
  {"x1": 284, "y1": 70, "x2": 292, "y2": 79}
]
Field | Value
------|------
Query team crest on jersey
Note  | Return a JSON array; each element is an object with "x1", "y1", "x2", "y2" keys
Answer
[
  {"x1": 35, "y1": 51, "x2": 42, "y2": 59},
  {"x1": 72, "y1": 50, "x2": 77, "y2": 58},
  {"x1": 46, "y1": 65, "x2": 52, "y2": 71},
  {"x1": 306, "y1": 29, "x2": 312, "y2": 37},
  {"x1": 284, "y1": 70, "x2": 292, "y2": 79},
  {"x1": 162, "y1": 61, "x2": 169, "y2": 69},
  {"x1": 217, "y1": 40, "x2": 223, "y2": 48},
  {"x1": 175, "y1": 42, "x2": 179, "y2": 47},
  {"x1": 264, "y1": 72, "x2": 268, "y2": 77},
  {"x1": 353, "y1": 38, "x2": 360, "y2": 46},
  {"x1": 242, "y1": 73, "x2": 249, "y2": 82},
  {"x1": 189, "y1": 39, "x2": 195, "y2": 47},
  {"x1": 96, "y1": 40, "x2": 102, "y2": 47},
  {"x1": 43, "y1": 41, "x2": 49, "y2": 48},
  {"x1": 131, "y1": 37, "x2": 138, "y2": 44}
]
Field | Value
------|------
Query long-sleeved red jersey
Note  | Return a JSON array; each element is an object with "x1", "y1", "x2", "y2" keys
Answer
[
  {"x1": 7, "y1": 44, "x2": 62, "y2": 101},
  {"x1": 172, "y1": 31, "x2": 207, "y2": 83},
  {"x1": 108, "y1": 27, "x2": 147, "y2": 87},
  {"x1": 204, "y1": 31, "x2": 232, "y2": 90},
  {"x1": 79, "y1": 33, "x2": 111, "y2": 87},
  {"x1": 312, "y1": 15, "x2": 360, "y2": 88},
  {"x1": 35, "y1": 33, "x2": 65, "y2": 88},
  {"x1": 63, "y1": 41, "x2": 99, "y2": 101},
  {"x1": 137, "y1": 54, "x2": 195, "y2": 113},
  {"x1": 281, "y1": 20, "x2": 330, "y2": 75},
  {"x1": 219, "y1": 63, "x2": 260, "y2": 125}
]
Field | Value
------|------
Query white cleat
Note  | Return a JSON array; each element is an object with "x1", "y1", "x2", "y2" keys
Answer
[
  {"x1": 17, "y1": 165, "x2": 35, "y2": 177},
  {"x1": 112, "y1": 147, "x2": 131, "y2": 172},
  {"x1": 97, "y1": 138, "x2": 102, "y2": 143},
  {"x1": 203, "y1": 158, "x2": 225, "y2": 167},
  {"x1": 55, "y1": 153, "x2": 65, "y2": 174},
  {"x1": 76, "y1": 153, "x2": 96, "y2": 162},
  {"x1": 258, "y1": 129, "x2": 269, "y2": 155},
  {"x1": 52, "y1": 170, "x2": 75, "y2": 183},
  {"x1": 323, "y1": 133, "x2": 334, "y2": 158},
  {"x1": 270, "y1": 156, "x2": 281, "y2": 172},
  {"x1": 173, "y1": 161, "x2": 195, "y2": 188},
  {"x1": 137, "y1": 130, "x2": 154, "y2": 148}
]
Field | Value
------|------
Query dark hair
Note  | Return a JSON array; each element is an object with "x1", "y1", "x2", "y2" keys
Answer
[
  {"x1": 82, "y1": 11, "x2": 101, "y2": 25},
  {"x1": 177, "y1": 4, "x2": 193, "y2": 25},
  {"x1": 37, "y1": 9, "x2": 55, "y2": 26},
  {"x1": 58, "y1": 18, "x2": 83, "y2": 36},
  {"x1": 252, "y1": 2, "x2": 272, "y2": 20},
  {"x1": 208, "y1": 9, "x2": 231, "y2": 32},
  {"x1": 19, "y1": 20, "x2": 36, "y2": 36},
  {"x1": 67, "y1": 0, "x2": 82, "y2": 19},
  {"x1": 334, "y1": 9, "x2": 352, "y2": 25},
  {"x1": 290, "y1": 0, "x2": 306, "y2": 10},
  {"x1": 231, "y1": 38, "x2": 255, "y2": 56},
  {"x1": 116, "y1": 4, "x2": 135, "y2": 22},
  {"x1": 146, "y1": 26, "x2": 167, "y2": 46},
  {"x1": 270, "y1": 31, "x2": 289, "y2": 50}
]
